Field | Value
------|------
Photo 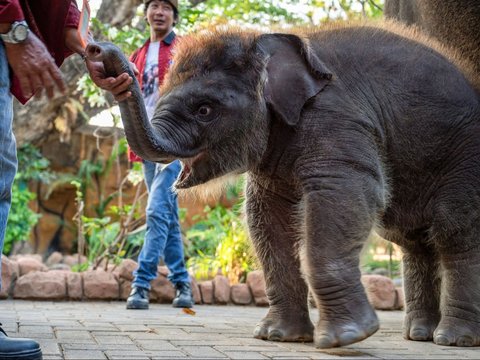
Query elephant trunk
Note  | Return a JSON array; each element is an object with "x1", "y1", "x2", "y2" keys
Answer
[{"x1": 85, "y1": 42, "x2": 175, "y2": 163}]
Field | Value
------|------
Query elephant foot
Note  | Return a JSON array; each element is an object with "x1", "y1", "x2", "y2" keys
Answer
[
  {"x1": 433, "y1": 316, "x2": 480, "y2": 346},
  {"x1": 253, "y1": 313, "x2": 314, "y2": 342},
  {"x1": 403, "y1": 311, "x2": 440, "y2": 341},
  {"x1": 314, "y1": 305, "x2": 379, "y2": 348}
]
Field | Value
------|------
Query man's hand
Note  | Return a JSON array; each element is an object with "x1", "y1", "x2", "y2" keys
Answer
[
  {"x1": 85, "y1": 59, "x2": 136, "y2": 102},
  {"x1": 64, "y1": 28, "x2": 135, "y2": 101},
  {"x1": 4, "y1": 32, "x2": 66, "y2": 99}
]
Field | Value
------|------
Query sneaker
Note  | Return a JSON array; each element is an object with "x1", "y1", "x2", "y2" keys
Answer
[
  {"x1": 0, "y1": 324, "x2": 42, "y2": 360},
  {"x1": 126, "y1": 286, "x2": 149, "y2": 309},
  {"x1": 172, "y1": 282, "x2": 194, "y2": 308}
]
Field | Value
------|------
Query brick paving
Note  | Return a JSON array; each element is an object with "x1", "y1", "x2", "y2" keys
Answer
[{"x1": 0, "y1": 300, "x2": 479, "y2": 359}]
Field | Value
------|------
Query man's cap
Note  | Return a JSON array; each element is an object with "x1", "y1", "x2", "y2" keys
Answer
[{"x1": 144, "y1": 0, "x2": 178, "y2": 13}]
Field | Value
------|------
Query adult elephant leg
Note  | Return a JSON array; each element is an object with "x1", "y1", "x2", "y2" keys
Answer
[
  {"x1": 400, "y1": 242, "x2": 441, "y2": 341},
  {"x1": 434, "y1": 250, "x2": 480, "y2": 346},
  {"x1": 246, "y1": 177, "x2": 314, "y2": 342},
  {"x1": 300, "y1": 172, "x2": 382, "y2": 348}
]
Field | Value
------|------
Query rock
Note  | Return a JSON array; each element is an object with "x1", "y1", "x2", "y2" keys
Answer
[
  {"x1": 395, "y1": 287, "x2": 405, "y2": 310},
  {"x1": 0, "y1": 255, "x2": 19, "y2": 298},
  {"x1": 361, "y1": 274, "x2": 397, "y2": 310},
  {"x1": 150, "y1": 273, "x2": 175, "y2": 303},
  {"x1": 63, "y1": 254, "x2": 88, "y2": 267},
  {"x1": 190, "y1": 277, "x2": 201, "y2": 304},
  {"x1": 66, "y1": 272, "x2": 83, "y2": 300},
  {"x1": 17, "y1": 257, "x2": 48, "y2": 276},
  {"x1": 50, "y1": 263, "x2": 71, "y2": 271},
  {"x1": 83, "y1": 269, "x2": 119, "y2": 300},
  {"x1": 10, "y1": 242, "x2": 34, "y2": 256},
  {"x1": 231, "y1": 283, "x2": 252, "y2": 305},
  {"x1": 46, "y1": 251, "x2": 63, "y2": 266},
  {"x1": 246, "y1": 270, "x2": 268, "y2": 306},
  {"x1": 14, "y1": 271, "x2": 67, "y2": 300},
  {"x1": 119, "y1": 279, "x2": 132, "y2": 300},
  {"x1": 199, "y1": 280, "x2": 213, "y2": 304},
  {"x1": 213, "y1": 275, "x2": 230, "y2": 304},
  {"x1": 10, "y1": 253, "x2": 42, "y2": 263},
  {"x1": 117, "y1": 259, "x2": 137, "y2": 281}
]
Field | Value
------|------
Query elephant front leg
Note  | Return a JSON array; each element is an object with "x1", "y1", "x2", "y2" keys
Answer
[
  {"x1": 301, "y1": 180, "x2": 382, "y2": 348},
  {"x1": 433, "y1": 250, "x2": 480, "y2": 346},
  {"x1": 246, "y1": 179, "x2": 314, "y2": 342},
  {"x1": 401, "y1": 245, "x2": 441, "y2": 342}
]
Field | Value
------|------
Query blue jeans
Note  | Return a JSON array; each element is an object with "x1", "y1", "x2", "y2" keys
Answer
[
  {"x1": 132, "y1": 159, "x2": 190, "y2": 290},
  {"x1": 0, "y1": 43, "x2": 17, "y2": 287}
]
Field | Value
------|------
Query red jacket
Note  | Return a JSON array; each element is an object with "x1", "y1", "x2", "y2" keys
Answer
[
  {"x1": 127, "y1": 31, "x2": 177, "y2": 162},
  {"x1": 0, "y1": 0, "x2": 80, "y2": 103}
]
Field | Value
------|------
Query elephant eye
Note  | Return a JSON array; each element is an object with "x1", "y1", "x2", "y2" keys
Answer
[{"x1": 197, "y1": 104, "x2": 212, "y2": 117}]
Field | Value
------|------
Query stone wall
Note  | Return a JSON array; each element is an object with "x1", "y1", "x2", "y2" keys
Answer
[{"x1": 0, "y1": 254, "x2": 404, "y2": 311}]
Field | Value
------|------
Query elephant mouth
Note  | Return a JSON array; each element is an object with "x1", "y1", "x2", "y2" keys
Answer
[{"x1": 177, "y1": 151, "x2": 208, "y2": 188}]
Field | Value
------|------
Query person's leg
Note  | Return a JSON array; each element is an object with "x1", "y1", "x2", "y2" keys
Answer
[
  {"x1": 142, "y1": 159, "x2": 155, "y2": 192},
  {"x1": 0, "y1": 42, "x2": 42, "y2": 360},
  {"x1": 127, "y1": 161, "x2": 178, "y2": 308},
  {"x1": 161, "y1": 161, "x2": 193, "y2": 307}
]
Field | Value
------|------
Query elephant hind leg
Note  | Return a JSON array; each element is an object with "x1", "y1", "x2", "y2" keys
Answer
[{"x1": 434, "y1": 250, "x2": 480, "y2": 346}]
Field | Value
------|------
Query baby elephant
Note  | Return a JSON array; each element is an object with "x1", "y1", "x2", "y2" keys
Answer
[{"x1": 118, "y1": 22, "x2": 480, "y2": 348}]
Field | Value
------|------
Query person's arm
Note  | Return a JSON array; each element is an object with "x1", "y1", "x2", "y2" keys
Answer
[
  {"x1": 3, "y1": 33, "x2": 67, "y2": 99},
  {"x1": 0, "y1": 0, "x2": 66, "y2": 99},
  {"x1": 63, "y1": 2, "x2": 134, "y2": 101}
]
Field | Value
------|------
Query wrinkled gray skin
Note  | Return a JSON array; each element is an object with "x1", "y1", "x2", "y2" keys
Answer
[
  {"x1": 120, "y1": 24, "x2": 480, "y2": 348},
  {"x1": 385, "y1": 0, "x2": 480, "y2": 78}
]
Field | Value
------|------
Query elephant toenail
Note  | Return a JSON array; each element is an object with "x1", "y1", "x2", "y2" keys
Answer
[
  {"x1": 253, "y1": 325, "x2": 268, "y2": 339},
  {"x1": 268, "y1": 329, "x2": 283, "y2": 341},
  {"x1": 315, "y1": 334, "x2": 336, "y2": 349},
  {"x1": 411, "y1": 328, "x2": 429, "y2": 340},
  {"x1": 457, "y1": 336, "x2": 474, "y2": 347},
  {"x1": 434, "y1": 334, "x2": 451, "y2": 346}
]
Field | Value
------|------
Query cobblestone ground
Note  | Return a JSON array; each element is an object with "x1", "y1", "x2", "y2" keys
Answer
[{"x1": 0, "y1": 300, "x2": 479, "y2": 359}]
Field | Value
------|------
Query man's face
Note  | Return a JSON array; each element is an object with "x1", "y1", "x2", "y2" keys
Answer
[{"x1": 146, "y1": 0, "x2": 176, "y2": 34}]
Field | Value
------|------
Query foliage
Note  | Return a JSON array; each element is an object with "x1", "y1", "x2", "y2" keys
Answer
[
  {"x1": 71, "y1": 158, "x2": 146, "y2": 270},
  {"x1": 360, "y1": 234, "x2": 402, "y2": 278},
  {"x1": 361, "y1": 257, "x2": 401, "y2": 277},
  {"x1": 185, "y1": 199, "x2": 257, "y2": 284},
  {"x1": 4, "y1": 144, "x2": 54, "y2": 255},
  {"x1": 66, "y1": 117, "x2": 146, "y2": 270}
]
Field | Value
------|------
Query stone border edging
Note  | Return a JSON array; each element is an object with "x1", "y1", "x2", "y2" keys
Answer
[{"x1": 0, "y1": 254, "x2": 404, "y2": 310}]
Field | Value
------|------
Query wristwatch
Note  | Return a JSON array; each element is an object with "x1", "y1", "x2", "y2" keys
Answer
[{"x1": 0, "y1": 21, "x2": 29, "y2": 44}]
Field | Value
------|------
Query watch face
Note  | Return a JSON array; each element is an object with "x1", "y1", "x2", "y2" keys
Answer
[{"x1": 13, "y1": 24, "x2": 28, "y2": 42}]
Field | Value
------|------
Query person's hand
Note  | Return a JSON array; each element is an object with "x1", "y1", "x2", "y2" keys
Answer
[
  {"x1": 4, "y1": 32, "x2": 66, "y2": 99},
  {"x1": 85, "y1": 58, "x2": 136, "y2": 102}
]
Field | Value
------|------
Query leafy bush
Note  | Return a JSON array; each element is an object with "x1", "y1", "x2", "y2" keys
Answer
[
  {"x1": 4, "y1": 144, "x2": 54, "y2": 255},
  {"x1": 185, "y1": 202, "x2": 257, "y2": 284}
]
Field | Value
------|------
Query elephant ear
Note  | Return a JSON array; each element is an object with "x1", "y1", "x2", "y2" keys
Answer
[{"x1": 256, "y1": 33, "x2": 332, "y2": 126}]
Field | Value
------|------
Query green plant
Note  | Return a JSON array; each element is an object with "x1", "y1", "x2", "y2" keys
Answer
[
  {"x1": 360, "y1": 234, "x2": 402, "y2": 278},
  {"x1": 186, "y1": 202, "x2": 257, "y2": 284},
  {"x1": 4, "y1": 144, "x2": 54, "y2": 255}
]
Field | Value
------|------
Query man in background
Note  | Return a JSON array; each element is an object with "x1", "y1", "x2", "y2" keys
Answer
[{"x1": 126, "y1": 0, "x2": 194, "y2": 311}]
